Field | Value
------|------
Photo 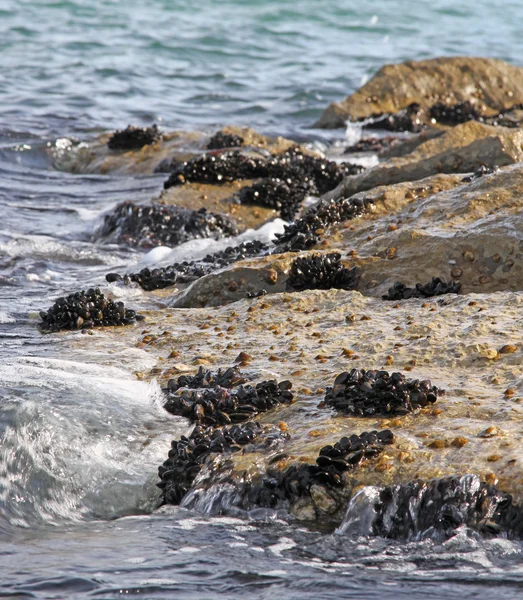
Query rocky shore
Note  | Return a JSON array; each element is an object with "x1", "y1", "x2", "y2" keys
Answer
[{"x1": 44, "y1": 56, "x2": 523, "y2": 539}]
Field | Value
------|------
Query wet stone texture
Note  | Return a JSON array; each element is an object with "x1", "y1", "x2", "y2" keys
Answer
[
  {"x1": 368, "y1": 474, "x2": 523, "y2": 540},
  {"x1": 39, "y1": 288, "x2": 144, "y2": 332},
  {"x1": 97, "y1": 201, "x2": 237, "y2": 249}
]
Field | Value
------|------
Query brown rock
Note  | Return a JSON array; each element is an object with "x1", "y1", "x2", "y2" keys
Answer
[{"x1": 315, "y1": 56, "x2": 523, "y2": 128}]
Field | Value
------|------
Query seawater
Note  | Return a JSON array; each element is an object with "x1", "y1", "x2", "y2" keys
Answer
[{"x1": 1, "y1": 1, "x2": 523, "y2": 598}]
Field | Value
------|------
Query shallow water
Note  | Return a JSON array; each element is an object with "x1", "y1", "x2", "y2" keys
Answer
[{"x1": 2, "y1": 0, "x2": 523, "y2": 598}]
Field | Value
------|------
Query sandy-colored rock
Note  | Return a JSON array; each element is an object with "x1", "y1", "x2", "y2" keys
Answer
[
  {"x1": 315, "y1": 56, "x2": 523, "y2": 128},
  {"x1": 327, "y1": 122, "x2": 523, "y2": 198},
  {"x1": 157, "y1": 180, "x2": 276, "y2": 233}
]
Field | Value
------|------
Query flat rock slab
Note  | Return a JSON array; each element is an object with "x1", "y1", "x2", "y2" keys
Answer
[{"x1": 315, "y1": 56, "x2": 523, "y2": 128}]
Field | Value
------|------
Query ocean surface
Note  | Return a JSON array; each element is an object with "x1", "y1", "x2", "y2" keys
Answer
[{"x1": 1, "y1": 1, "x2": 523, "y2": 598}]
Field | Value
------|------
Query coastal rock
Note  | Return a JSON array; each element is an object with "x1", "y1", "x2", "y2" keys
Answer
[
  {"x1": 315, "y1": 56, "x2": 523, "y2": 128},
  {"x1": 128, "y1": 285, "x2": 523, "y2": 524},
  {"x1": 326, "y1": 122, "x2": 523, "y2": 198}
]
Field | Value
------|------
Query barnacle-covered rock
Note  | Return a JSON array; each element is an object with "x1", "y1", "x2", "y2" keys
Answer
[
  {"x1": 39, "y1": 288, "x2": 144, "y2": 332},
  {"x1": 382, "y1": 277, "x2": 461, "y2": 301},
  {"x1": 366, "y1": 103, "x2": 425, "y2": 133},
  {"x1": 158, "y1": 422, "x2": 288, "y2": 506},
  {"x1": 163, "y1": 379, "x2": 293, "y2": 426},
  {"x1": 288, "y1": 253, "x2": 358, "y2": 292},
  {"x1": 324, "y1": 368, "x2": 442, "y2": 416},
  {"x1": 207, "y1": 130, "x2": 244, "y2": 150},
  {"x1": 106, "y1": 240, "x2": 269, "y2": 291},
  {"x1": 97, "y1": 201, "x2": 237, "y2": 249},
  {"x1": 107, "y1": 125, "x2": 161, "y2": 150}
]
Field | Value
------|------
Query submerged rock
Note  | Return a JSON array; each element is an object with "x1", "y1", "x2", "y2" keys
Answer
[
  {"x1": 382, "y1": 278, "x2": 461, "y2": 301},
  {"x1": 107, "y1": 125, "x2": 162, "y2": 150},
  {"x1": 315, "y1": 56, "x2": 523, "y2": 128},
  {"x1": 288, "y1": 253, "x2": 358, "y2": 292},
  {"x1": 97, "y1": 201, "x2": 237, "y2": 249},
  {"x1": 324, "y1": 369, "x2": 442, "y2": 417},
  {"x1": 39, "y1": 288, "x2": 144, "y2": 332}
]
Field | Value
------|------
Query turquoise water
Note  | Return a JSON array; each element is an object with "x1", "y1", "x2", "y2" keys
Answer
[
  {"x1": 2, "y1": 2, "x2": 523, "y2": 598},
  {"x1": 2, "y1": 0, "x2": 522, "y2": 137}
]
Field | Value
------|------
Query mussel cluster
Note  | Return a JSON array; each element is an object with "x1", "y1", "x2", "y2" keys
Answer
[
  {"x1": 462, "y1": 165, "x2": 499, "y2": 183},
  {"x1": 107, "y1": 125, "x2": 161, "y2": 150},
  {"x1": 106, "y1": 240, "x2": 268, "y2": 291},
  {"x1": 158, "y1": 422, "x2": 288, "y2": 506},
  {"x1": 163, "y1": 146, "x2": 363, "y2": 197},
  {"x1": 288, "y1": 253, "x2": 358, "y2": 292},
  {"x1": 429, "y1": 101, "x2": 483, "y2": 125},
  {"x1": 163, "y1": 151, "x2": 265, "y2": 188},
  {"x1": 324, "y1": 369, "x2": 441, "y2": 416},
  {"x1": 238, "y1": 177, "x2": 314, "y2": 221},
  {"x1": 243, "y1": 430, "x2": 394, "y2": 509},
  {"x1": 372, "y1": 474, "x2": 523, "y2": 540},
  {"x1": 163, "y1": 379, "x2": 293, "y2": 426},
  {"x1": 273, "y1": 196, "x2": 373, "y2": 252},
  {"x1": 167, "y1": 366, "x2": 247, "y2": 392},
  {"x1": 97, "y1": 201, "x2": 237, "y2": 249},
  {"x1": 207, "y1": 130, "x2": 244, "y2": 150},
  {"x1": 382, "y1": 277, "x2": 461, "y2": 301},
  {"x1": 344, "y1": 136, "x2": 399, "y2": 154},
  {"x1": 366, "y1": 103, "x2": 425, "y2": 133},
  {"x1": 39, "y1": 288, "x2": 144, "y2": 332}
]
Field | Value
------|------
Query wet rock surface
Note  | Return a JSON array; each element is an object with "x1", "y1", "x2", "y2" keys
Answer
[
  {"x1": 158, "y1": 422, "x2": 288, "y2": 506},
  {"x1": 39, "y1": 288, "x2": 144, "y2": 332},
  {"x1": 242, "y1": 430, "x2": 394, "y2": 510},
  {"x1": 107, "y1": 124, "x2": 162, "y2": 150},
  {"x1": 366, "y1": 474, "x2": 523, "y2": 540},
  {"x1": 288, "y1": 253, "x2": 358, "y2": 292},
  {"x1": 382, "y1": 278, "x2": 461, "y2": 301},
  {"x1": 315, "y1": 56, "x2": 523, "y2": 128},
  {"x1": 324, "y1": 369, "x2": 442, "y2": 417},
  {"x1": 97, "y1": 201, "x2": 237, "y2": 249}
]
